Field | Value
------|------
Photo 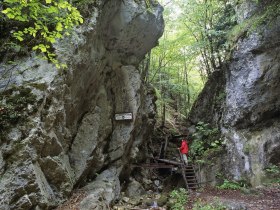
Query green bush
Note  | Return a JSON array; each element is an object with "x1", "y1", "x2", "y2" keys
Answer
[
  {"x1": 169, "y1": 188, "x2": 188, "y2": 210},
  {"x1": 218, "y1": 179, "x2": 245, "y2": 190},
  {"x1": 193, "y1": 198, "x2": 226, "y2": 210},
  {"x1": 189, "y1": 121, "x2": 223, "y2": 161},
  {"x1": 265, "y1": 164, "x2": 280, "y2": 175},
  {"x1": 265, "y1": 164, "x2": 280, "y2": 184}
]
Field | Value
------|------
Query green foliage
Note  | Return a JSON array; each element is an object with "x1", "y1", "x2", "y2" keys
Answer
[
  {"x1": 72, "y1": 0, "x2": 98, "y2": 17},
  {"x1": 169, "y1": 188, "x2": 188, "y2": 210},
  {"x1": 190, "y1": 138, "x2": 205, "y2": 157},
  {"x1": 218, "y1": 179, "x2": 247, "y2": 190},
  {"x1": 1, "y1": 0, "x2": 83, "y2": 68},
  {"x1": 0, "y1": 86, "x2": 37, "y2": 134},
  {"x1": 147, "y1": 0, "x2": 206, "y2": 123},
  {"x1": 189, "y1": 121, "x2": 223, "y2": 160},
  {"x1": 145, "y1": 0, "x2": 151, "y2": 8},
  {"x1": 193, "y1": 198, "x2": 226, "y2": 210},
  {"x1": 265, "y1": 164, "x2": 280, "y2": 184},
  {"x1": 265, "y1": 164, "x2": 280, "y2": 176},
  {"x1": 178, "y1": 0, "x2": 237, "y2": 75},
  {"x1": 194, "y1": 122, "x2": 219, "y2": 138},
  {"x1": 215, "y1": 91, "x2": 226, "y2": 104},
  {"x1": 215, "y1": 172, "x2": 225, "y2": 180}
]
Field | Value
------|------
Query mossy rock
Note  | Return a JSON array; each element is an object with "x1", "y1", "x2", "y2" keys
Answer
[
  {"x1": 144, "y1": 198, "x2": 154, "y2": 206},
  {"x1": 166, "y1": 198, "x2": 177, "y2": 208},
  {"x1": 157, "y1": 194, "x2": 168, "y2": 206}
]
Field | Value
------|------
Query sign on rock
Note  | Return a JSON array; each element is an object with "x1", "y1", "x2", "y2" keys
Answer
[{"x1": 115, "y1": 112, "x2": 133, "y2": 121}]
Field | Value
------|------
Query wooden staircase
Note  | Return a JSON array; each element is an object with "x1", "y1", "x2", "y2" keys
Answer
[
  {"x1": 184, "y1": 164, "x2": 199, "y2": 190},
  {"x1": 135, "y1": 157, "x2": 201, "y2": 191},
  {"x1": 140, "y1": 134, "x2": 201, "y2": 192},
  {"x1": 178, "y1": 152, "x2": 200, "y2": 191}
]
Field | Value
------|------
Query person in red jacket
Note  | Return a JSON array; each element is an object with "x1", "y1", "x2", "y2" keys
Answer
[{"x1": 179, "y1": 139, "x2": 189, "y2": 165}]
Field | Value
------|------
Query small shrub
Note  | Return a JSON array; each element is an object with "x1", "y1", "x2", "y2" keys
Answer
[
  {"x1": 265, "y1": 164, "x2": 280, "y2": 175},
  {"x1": 265, "y1": 164, "x2": 280, "y2": 184},
  {"x1": 218, "y1": 179, "x2": 245, "y2": 190},
  {"x1": 189, "y1": 121, "x2": 223, "y2": 161},
  {"x1": 169, "y1": 188, "x2": 188, "y2": 210},
  {"x1": 193, "y1": 198, "x2": 226, "y2": 210},
  {"x1": 273, "y1": 179, "x2": 280, "y2": 184}
]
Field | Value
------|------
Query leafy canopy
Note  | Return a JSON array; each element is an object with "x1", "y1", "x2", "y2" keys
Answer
[
  {"x1": 1, "y1": 0, "x2": 83, "y2": 68},
  {"x1": 147, "y1": 0, "x2": 237, "y2": 125}
]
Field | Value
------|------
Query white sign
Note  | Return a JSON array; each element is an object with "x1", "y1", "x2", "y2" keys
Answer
[{"x1": 115, "y1": 113, "x2": 133, "y2": 121}]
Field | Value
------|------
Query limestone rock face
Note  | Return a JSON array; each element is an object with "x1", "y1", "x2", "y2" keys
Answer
[
  {"x1": 125, "y1": 179, "x2": 145, "y2": 197},
  {"x1": 222, "y1": 12, "x2": 280, "y2": 185},
  {"x1": 79, "y1": 167, "x2": 120, "y2": 210},
  {"x1": 0, "y1": 0, "x2": 163, "y2": 209},
  {"x1": 188, "y1": 1, "x2": 280, "y2": 186}
]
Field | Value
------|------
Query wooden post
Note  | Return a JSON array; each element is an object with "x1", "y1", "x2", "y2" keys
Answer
[
  {"x1": 161, "y1": 103, "x2": 165, "y2": 127},
  {"x1": 163, "y1": 136, "x2": 168, "y2": 158},
  {"x1": 198, "y1": 163, "x2": 201, "y2": 187}
]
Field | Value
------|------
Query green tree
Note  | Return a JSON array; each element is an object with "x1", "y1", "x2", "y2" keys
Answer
[
  {"x1": 178, "y1": 0, "x2": 236, "y2": 76},
  {"x1": 145, "y1": 0, "x2": 236, "y2": 128},
  {"x1": 1, "y1": 0, "x2": 83, "y2": 68}
]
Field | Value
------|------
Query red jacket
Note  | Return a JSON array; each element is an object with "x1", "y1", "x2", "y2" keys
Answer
[{"x1": 180, "y1": 140, "x2": 188, "y2": 154}]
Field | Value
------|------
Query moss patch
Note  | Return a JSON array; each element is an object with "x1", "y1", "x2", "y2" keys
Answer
[
  {"x1": 0, "y1": 86, "x2": 37, "y2": 137},
  {"x1": 226, "y1": 0, "x2": 280, "y2": 58}
]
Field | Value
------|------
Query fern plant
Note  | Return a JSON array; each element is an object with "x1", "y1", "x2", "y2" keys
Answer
[{"x1": 218, "y1": 179, "x2": 245, "y2": 190}]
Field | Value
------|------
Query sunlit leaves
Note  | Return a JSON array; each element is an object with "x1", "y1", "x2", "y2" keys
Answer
[
  {"x1": 56, "y1": 22, "x2": 63, "y2": 31},
  {"x1": 149, "y1": 0, "x2": 236, "y2": 120},
  {"x1": 178, "y1": 0, "x2": 237, "y2": 74},
  {"x1": 1, "y1": 0, "x2": 84, "y2": 68},
  {"x1": 149, "y1": 17, "x2": 204, "y2": 119}
]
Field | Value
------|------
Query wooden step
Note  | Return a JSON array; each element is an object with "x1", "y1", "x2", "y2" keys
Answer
[
  {"x1": 188, "y1": 187, "x2": 198, "y2": 189},
  {"x1": 187, "y1": 181, "x2": 197, "y2": 183},
  {"x1": 184, "y1": 167, "x2": 195, "y2": 169},
  {"x1": 188, "y1": 181, "x2": 197, "y2": 183}
]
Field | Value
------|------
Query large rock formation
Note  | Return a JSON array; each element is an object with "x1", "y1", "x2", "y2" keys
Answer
[
  {"x1": 188, "y1": 0, "x2": 280, "y2": 186},
  {"x1": 0, "y1": 0, "x2": 164, "y2": 209}
]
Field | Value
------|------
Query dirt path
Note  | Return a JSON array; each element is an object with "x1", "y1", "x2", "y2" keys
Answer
[{"x1": 187, "y1": 185, "x2": 280, "y2": 210}]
